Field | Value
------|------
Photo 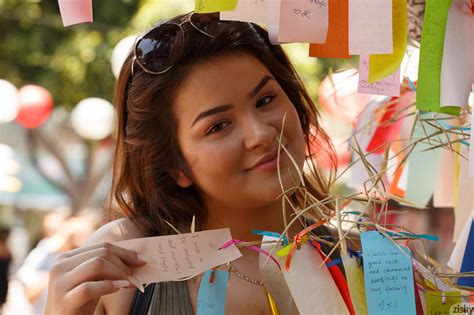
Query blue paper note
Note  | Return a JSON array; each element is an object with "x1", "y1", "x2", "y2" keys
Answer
[
  {"x1": 197, "y1": 270, "x2": 229, "y2": 315},
  {"x1": 458, "y1": 220, "x2": 474, "y2": 288},
  {"x1": 361, "y1": 231, "x2": 416, "y2": 315}
]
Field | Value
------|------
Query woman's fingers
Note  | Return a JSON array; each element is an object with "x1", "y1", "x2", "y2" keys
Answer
[
  {"x1": 64, "y1": 280, "x2": 131, "y2": 310},
  {"x1": 56, "y1": 242, "x2": 145, "y2": 268},
  {"x1": 65, "y1": 256, "x2": 133, "y2": 290}
]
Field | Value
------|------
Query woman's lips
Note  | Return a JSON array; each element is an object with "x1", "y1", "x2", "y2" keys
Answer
[{"x1": 246, "y1": 150, "x2": 286, "y2": 172}]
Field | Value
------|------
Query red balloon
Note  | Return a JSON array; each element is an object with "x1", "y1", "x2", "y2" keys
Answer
[{"x1": 16, "y1": 85, "x2": 53, "y2": 128}]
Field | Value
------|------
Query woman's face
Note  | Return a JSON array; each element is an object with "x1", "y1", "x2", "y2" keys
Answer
[{"x1": 173, "y1": 53, "x2": 306, "y2": 209}]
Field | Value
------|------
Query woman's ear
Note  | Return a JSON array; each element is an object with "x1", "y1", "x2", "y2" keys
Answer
[{"x1": 177, "y1": 170, "x2": 192, "y2": 188}]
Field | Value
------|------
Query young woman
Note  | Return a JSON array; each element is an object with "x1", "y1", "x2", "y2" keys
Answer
[{"x1": 46, "y1": 12, "x2": 336, "y2": 315}]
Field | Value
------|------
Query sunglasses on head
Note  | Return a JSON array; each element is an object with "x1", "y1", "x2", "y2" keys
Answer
[{"x1": 132, "y1": 12, "x2": 229, "y2": 75}]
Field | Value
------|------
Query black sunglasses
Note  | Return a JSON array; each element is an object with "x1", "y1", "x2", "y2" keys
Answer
[{"x1": 132, "y1": 12, "x2": 230, "y2": 75}]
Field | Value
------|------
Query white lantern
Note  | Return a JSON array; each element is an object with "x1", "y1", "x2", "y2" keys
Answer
[
  {"x1": 110, "y1": 35, "x2": 137, "y2": 79},
  {"x1": 71, "y1": 98, "x2": 115, "y2": 140},
  {"x1": 0, "y1": 79, "x2": 19, "y2": 123}
]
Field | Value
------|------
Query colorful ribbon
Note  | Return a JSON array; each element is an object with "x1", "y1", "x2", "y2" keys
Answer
[{"x1": 219, "y1": 239, "x2": 281, "y2": 270}]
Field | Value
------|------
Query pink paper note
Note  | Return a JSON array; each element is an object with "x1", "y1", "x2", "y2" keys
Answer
[
  {"x1": 278, "y1": 0, "x2": 329, "y2": 43},
  {"x1": 58, "y1": 0, "x2": 93, "y2": 27},
  {"x1": 114, "y1": 229, "x2": 242, "y2": 287},
  {"x1": 348, "y1": 0, "x2": 393, "y2": 55},
  {"x1": 358, "y1": 55, "x2": 400, "y2": 97}
]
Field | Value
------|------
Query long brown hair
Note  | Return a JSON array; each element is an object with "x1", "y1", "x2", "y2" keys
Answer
[{"x1": 111, "y1": 13, "x2": 336, "y2": 236}]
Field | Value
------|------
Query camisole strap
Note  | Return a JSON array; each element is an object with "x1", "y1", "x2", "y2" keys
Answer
[{"x1": 129, "y1": 281, "x2": 193, "y2": 315}]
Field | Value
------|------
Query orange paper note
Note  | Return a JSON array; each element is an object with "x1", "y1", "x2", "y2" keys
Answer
[{"x1": 309, "y1": 0, "x2": 350, "y2": 58}]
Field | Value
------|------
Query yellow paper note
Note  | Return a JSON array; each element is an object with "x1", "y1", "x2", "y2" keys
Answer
[
  {"x1": 195, "y1": 0, "x2": 238, "y2": 13},
  {"x1": 368, "y1": 0, "x2": 407, "y2": 83},
  {"x1": 425, "y1": 291, "x2": 462, "y2": 314},
  {"x1": 342, "y1": 252, "x2": 368, "y2": 315}
]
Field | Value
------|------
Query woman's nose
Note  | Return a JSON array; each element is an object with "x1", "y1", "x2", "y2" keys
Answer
[{"x1": 242, "y1": 115, "x2": 277, "y2": 150}]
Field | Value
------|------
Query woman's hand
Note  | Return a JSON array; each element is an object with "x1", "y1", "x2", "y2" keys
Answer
[{"x1": 45, "y1": 242, "x2": 146, "y2": 315}]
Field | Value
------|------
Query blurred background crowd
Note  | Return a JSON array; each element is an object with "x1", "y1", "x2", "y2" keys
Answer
[{"x1": 0, "y1": 0, "x2": 457, "y2": 314}]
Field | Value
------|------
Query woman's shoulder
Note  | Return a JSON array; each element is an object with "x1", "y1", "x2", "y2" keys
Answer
[{"x1": 85, "y1": 217, "x2": 146, "y2": 246}]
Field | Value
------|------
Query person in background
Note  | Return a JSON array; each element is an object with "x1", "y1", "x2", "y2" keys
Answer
[{"x1": 0, "y1": 228, "x2": 11, "y2": 314}]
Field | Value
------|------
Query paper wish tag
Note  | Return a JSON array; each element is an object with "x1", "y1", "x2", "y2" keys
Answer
[
  {"x1": 114, "y1": 229, "x2": 241, "y2": 288},
  {"x1": 361, "y1": 231, "x2": 416, "y2": 315},
  {"x1": 358, "y1": 55, "x2": 400, "y2": 97},
  {"x1": 220, "y1": 0, "x2": 268, "y2": 24},
  {"x1": 58, "y1": 0, "x2": 93, "y2": 27},
  {"x1": 280, "y1": 243, "x2": 349, "y2": 315},
  {"x1": 259, "y1": 235, "x2": 294, "y2": 314},
  {"x1": 197, "y1": 270, "x2": 230, "y2": 315},
  {"x1": 425, "y1": 291, "x2": 462, "y2": 314},
  {"x1": 341, "y1": 252, "x2": 368, "y2": 315},
  {"x1": 278, "y1": 0, "x2": 329, "y2": 43}
]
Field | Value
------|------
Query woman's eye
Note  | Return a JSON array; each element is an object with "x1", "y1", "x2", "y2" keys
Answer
[
  {"x1": 256, "y1": 94, "x2": 276, "y2": 108},
  {"x1": 207, "y1": 121, "x2": 231, "y2": 135}
]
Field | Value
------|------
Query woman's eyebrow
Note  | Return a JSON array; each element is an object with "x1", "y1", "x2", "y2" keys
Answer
[
  {"x1": 191, "y1": 104, "x2": 233, "y2": 128},
  {"x1": 249, "y1": 75, "x2": 275, "y2": 98}
]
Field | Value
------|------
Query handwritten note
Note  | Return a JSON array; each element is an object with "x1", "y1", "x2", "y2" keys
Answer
[
  {"x1": 358, "y1": 55, "x2": 400, "y2": 97},
  {"x1": 279, "y1": 243, "x2": 349, "y2": 314},
  {"x1": 197, "y1": 270, "x2": 230, "y2": 315},
  {"x1": 449, "y1": 214, "x2": 473, "y2": 272},
  {"x1": 194, "y1": 0, "x2": 238, "y2": 13},
  {"x1": 278, "y1": 0, "x2": 329, "y2": 43},
  {"x1": 341, "y1": 252, "x2": 369, "y2": 315},
  {"x1": 440, "y1": 0, "x2": 474, "y2": 110},
  {"x1": 416, "y1": 0, "x2": 460, "y2": 115},
  {"x1": 114, "y1": 229, "x2": 241, "y2": 286},
  {"x1": 425, "y1": 291, "x2": 462, "y2": 315},
  {"x1": 220, "y1": 0, "x2": 268, "y2": 24},
  {"x1": 309, "y1": 0, "x2": 350, "y2": 58},
  {"x1": 58, "y1": 0, "x2": 93, "y2": 27},
  {"x1": 348, "y1": 0, "x2": 393, "y2": 55},
  {"x1": 368, "y1": 0, "x2": 407, "y2": 83},
  {"x1": 361, "y1": 231, "x2": 416, "y2": 315}
]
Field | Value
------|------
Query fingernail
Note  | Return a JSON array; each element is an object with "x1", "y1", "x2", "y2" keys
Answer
[
  {"x1": 113, "y1": 280, "x2": 130, "y2": 289},
  {"x1": 137, "y1": 254, "x2": 157, "y2": 265},
  {"x1": 128, "y1": 276, "x2": 145, "y2": 293}
]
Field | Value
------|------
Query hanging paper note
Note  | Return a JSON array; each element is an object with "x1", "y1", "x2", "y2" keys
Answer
[
  {"x1": 278, "y1": 0, "x2": 329, "y2": 43},
  {"x1": 358, "y1": 55, "x2": 401, "y2": 97},
  {"x1": 197, "y1": 270, "x2": 230, "y2": 315},
  {"x1": 342, "y1": 252, "x2": 368, "y2": 315},
  {"x1": 361, "y1": 231, "x2": 416, "y2": 315},
  {"x1": 404, "y1": 112, "x2": 443, "y2": 208},
  {"x1": 220, "y1": 0, "x2": 268, "y2": 24},
  {"x1": 458, "y1": 218, "x2": 474, "y2": 287},
  {"x1": 348, "y1": 0, "x2": 393, "y2": 55},
  {"x1": 433, "y1": 149, "x2": 456, "y2": 207},
  {"x1": 449, "y1": 214, "x2": 473, "y2": 272},
  {"x1": 267, "y1": 0, "x2": 282, "y2": 44},
  {"x1": 58, "y1": 0, "x2": 93, "y2": 27},
  {"x1": 416, "y1": 0, "x2": 460, "y2": 115},
  {"x1": 470, "y1": 112, "x2": 474, "y2": 178},
  {"x1": 114, "y1": 229, "x2": 241, "y2": 287},
  {"x1": 259, "y1": 235, "x2": 294, "y2": 314},
  {"x1": 309, "y1": 0, "x2": 350, "y2": 58},
  {"x1": 368, "y1": 0, "x2": 407, "y2": 83},
  {"x1": 440, "y1": 0, "x2": 474, "y2": 110},
  {"x1": 425, "y1": 291, "x2": 462, "y2": 314},
  {"x1": 279, "y1": 243, "x2": 349, "y2": 314},
  {"x1": 454, "y1": 144, "x2": 474, "y2": 242},
  {"x1": 195, "y1": 0, "x2": 238, "y2": 13}
]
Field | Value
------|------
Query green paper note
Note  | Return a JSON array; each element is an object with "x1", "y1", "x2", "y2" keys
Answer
[
  {"x1": 195, "y1": 0, "x2": 238, "y2": 13},
  {"x1": 416, "y1": 0, "x2": 460, "y2": 115},
  {"x1": 425, "y1": 291, "x2": 462, "y2": 315}
]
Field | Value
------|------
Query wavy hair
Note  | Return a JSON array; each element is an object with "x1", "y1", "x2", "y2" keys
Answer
[{"x1": 111, "y1": 13, "x2": 336, "y2": 236}]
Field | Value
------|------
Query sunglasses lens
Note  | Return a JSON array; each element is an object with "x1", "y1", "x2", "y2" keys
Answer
[
  {"x1": 190, "y1": 13, "x2": 225, "y2": 38},
  {"x1": 135, "y1": 24, "x2": 183, "y2": 73}
]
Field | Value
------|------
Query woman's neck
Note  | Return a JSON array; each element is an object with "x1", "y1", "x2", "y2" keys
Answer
[{"x1": 203, "y1": 199, "x2": 299, "y2": 242}]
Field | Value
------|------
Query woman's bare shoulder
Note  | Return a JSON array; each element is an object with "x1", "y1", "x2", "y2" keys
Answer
[{"x1": 85, "y1": 217, "x2": 145, "y2": 246}]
